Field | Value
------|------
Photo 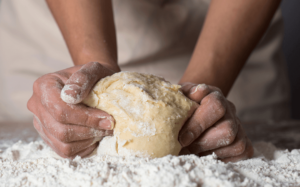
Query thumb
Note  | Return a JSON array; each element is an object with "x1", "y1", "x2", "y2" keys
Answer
[
  {"x1": 61, "y1": 62, "x2": 114, "y2": 104},
  {"x1": 180, "y1": 82, "x2": 209, "y2": 102}
]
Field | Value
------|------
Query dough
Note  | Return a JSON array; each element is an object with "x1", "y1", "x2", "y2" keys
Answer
[{"x1": 83, "y1": 72, "x2": 196, "y2": 158}]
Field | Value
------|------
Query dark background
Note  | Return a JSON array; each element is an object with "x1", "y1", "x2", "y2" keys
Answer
[{"x1": 281, "y1": 0, "x2": 300, "y2": 119}]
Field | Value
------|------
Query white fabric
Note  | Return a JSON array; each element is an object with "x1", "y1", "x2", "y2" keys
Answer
[{"x1": 0, "y1": 0, "x2": 290, "y2": 122}]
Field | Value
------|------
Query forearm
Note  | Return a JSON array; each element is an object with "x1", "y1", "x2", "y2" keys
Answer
[
  {"x1": 46, "y1": 0, "x2": 119, "y2": 71},
  {"x1": 180, "y1": 0, "x2": 281, "y2": 96}
]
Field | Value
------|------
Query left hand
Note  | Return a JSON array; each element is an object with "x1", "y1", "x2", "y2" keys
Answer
[
  {"x1": 27, "y1": 62, "x2": 117, "y2": 159},
  {"x1": 179, "y1": 83, "x2": 254, "y2": 162}
]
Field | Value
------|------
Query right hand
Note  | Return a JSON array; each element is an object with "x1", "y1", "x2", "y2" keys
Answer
[{"x1": 27, "y1": 62, "x2": 117, "y2": 159}]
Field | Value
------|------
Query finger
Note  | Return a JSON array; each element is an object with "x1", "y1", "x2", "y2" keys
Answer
[
  {"x1": 40, "y1": 77, "x2": 115, "y2": 130},
  {"x1": 220, "y1": 138, "x2": 254, "y2": 163},
  {"x1": 33, "y1": 116, "x2": 63, "y2": 156},
  {"x1": 180, "y1": 82, "x2": 197, "y2": 94},
  {"x1": 40, "y1": 134, "x2": 98, "y2": 159},
  {"x1": 196, "y1": 138, "x2": 253, "y2": 163},
  {"x1": 187, "y1": 113, "x2": 239, "y2": 154},
  {"x1": 180, "y1": 82, "x2": 222, "y2": 103},
  {"x1": 227, "y1": 100, "x2": 237, "y2": 116},
  {"x1": 197, "y1": 125, "x2": 246, "y2": 158},
  {"x1": 179, "y1": 91, "x2": 227, "y2": 147},
  {"x1": 73, "y1": 143, "x2": 99, "y2": 159},
  {"x1": 61, "y1": 62, "x2": 114, "y2": 104},
  {"x1": 37, "y1": 106, "x2": 113, "y2": 143},
  {"x1": 33, "y1": 116, "x2": 52, "y2": 145},
  {"x1": 34, "y1": 117, "x2": 100, "y2": 158}
]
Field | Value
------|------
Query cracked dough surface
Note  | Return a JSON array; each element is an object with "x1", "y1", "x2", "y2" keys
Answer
[{"x1": 83, "y1": 72, "x2": 196, "y2": 158}]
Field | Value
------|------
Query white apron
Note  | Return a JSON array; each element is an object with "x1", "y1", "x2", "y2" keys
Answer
[{"x1": 0, "y1": 0, "x2": 290, "y2": 122}]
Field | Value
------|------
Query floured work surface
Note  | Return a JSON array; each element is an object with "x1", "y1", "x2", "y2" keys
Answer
[
  {"x1": 0, "y1": 121, "x2": 300, "y2": 187},
  {"x1": 243, "y1": 120, "x2": 300, "y2": 150}
]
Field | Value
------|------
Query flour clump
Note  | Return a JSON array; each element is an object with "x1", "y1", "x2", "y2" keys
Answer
[{"x1": 83, "y1": 72, "x2": 196, "y2": 158}]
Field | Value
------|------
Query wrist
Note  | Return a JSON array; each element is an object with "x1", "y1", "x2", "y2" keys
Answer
[
  {"x1": 179, "y1": 48, "x2": 232, "y2": 96},
  {"x1": 99, "y1": 61, "x2": 121, "y2": 73},
  {"x1": 74, "y1": 59, "x2": 120, "y2": 73},
  {"x1": 73, "y1": 52, "x2": 120, "y2": 72}
]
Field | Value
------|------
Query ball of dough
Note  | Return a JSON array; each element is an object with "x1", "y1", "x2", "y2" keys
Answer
[{"x1": 83, "y1": 72, "x2": 196, "y2": 158}]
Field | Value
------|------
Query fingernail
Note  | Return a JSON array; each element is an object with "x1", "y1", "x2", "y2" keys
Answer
[
  {"x1": 190, "y1": 84, "x2": 208, "y2": 94},
  {"x1": 180, "y1": 131, "x2": 194, "y2": 147},
  {"x1": 190, "y1": 86, "x2": 198, "y2": 94},
  {"x1": 99, "y1": 119, "x2": 114, "y2": 130},
  {"x1": 61, "y1": 84, "x2": 81, "y2": 104}
]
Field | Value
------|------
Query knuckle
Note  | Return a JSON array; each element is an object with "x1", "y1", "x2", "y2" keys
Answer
[
  {"x1": 234, "y1": 138, "x2": 247, "y2": 155},
  {"x1": 52, "y1": 106, "x2": 67, "y2": 123},
  {"x1": 217, "y1": 122, "x2": 236, "y2": 147},
  {"x1": 217, "y1": 138, "x2": 231, "y2": 147},
  {"x1": 83, "y1": 114, "x2": 93, "y2": 127},
  {"x1": 226, "y1": 137, "x2": 234, "y2": 146},
  {"x1": 47, "y1": 72, "x2": 58, "y2": 77},
  {"x1": 33, "y1": 73, "x2": 55, "y2": 90},
  {"x1": 82, "y1": 62, "x2": 102, "y2": 75},
  {"x1": 33, "y1": 122, "x2": 48, "y2": 140},
  {"x1": 211, "y1": 94, "x2": 226, "y2": 116},
  {"x1": 226, "y1": 134, "x2": 236, "y2": 145},
  {"x1": 224, "y1": 120, "x2": 237, "y2": 140},
  {"x1": 55, "y1": 127, "x2": 70, "y2": 143},
  {"x1": 56, "y1": 152, "x2": 68, "y2": 159},
  {"x1": 90, "y1": 61, "x2": 103, "y2": 69},
  {"x1": 33, "y1": 120, "x2": 41, "y2": 132},
  {"x1": 211, "y1": 86, "x2": 223, "y2": 94},
  {"x1": 88, "y1": 62, "x2": 104, "y2": 75},
  {"x1": 53, "y1": 71, "x2": 70, "y2": 78},
  {"x1": 61, "y1": 143, "x2": 74, "y2": 157},
  {"x1": 40, "y1": 73, "x2": 55, "y2": 83},
  {"x1": 27, "y1": 97, "x2": 35, "y2": 112},
  {"x1": 33, "y1": 79, "x2": 41, "y2": 91}
]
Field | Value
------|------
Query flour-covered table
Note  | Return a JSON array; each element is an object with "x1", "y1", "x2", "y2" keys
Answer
[
  {"x1": 1, "y1": 121, "x2": 300, "y2": 186},
  {"x1": 243, "y1": 120, "x2": 300, "y2": 150}
]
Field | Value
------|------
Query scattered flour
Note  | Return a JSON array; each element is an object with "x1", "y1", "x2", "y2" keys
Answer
[{"x1": 0, "y1": 141, "x2": 299, "y2": 187}]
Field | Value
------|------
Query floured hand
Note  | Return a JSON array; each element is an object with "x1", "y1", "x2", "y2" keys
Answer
[
  {"x1": 27, "y1": 62, "x2": 117, "y2": 159},
  {"x1": 179, "y1": 83, "x2": 254, "y2": 162}
]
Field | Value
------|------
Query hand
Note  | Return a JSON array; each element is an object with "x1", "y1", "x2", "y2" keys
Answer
[
  {"x1": 179, "y1": 83, "x2": 254, "y2": 162},
  {"x1": 27, "y1": 62, "x2": 117, "y2": 159}
]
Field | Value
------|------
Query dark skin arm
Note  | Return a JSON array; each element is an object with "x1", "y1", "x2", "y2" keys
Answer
[
  {"x1": 28, "y1": 0, "x2": 280, "y2": 161},
  {"x1": 180, "y1": 0, "x2": 281, "y2": 95},
  {"x1": 46, "y1": 0, "x2": 119, "y2": 71},
  {"x1": 178, "y1": 0, "x2": 281, "y2": 162},
  {"x1": 28, "y1": 0, "x2": 119, "y2": 158}
]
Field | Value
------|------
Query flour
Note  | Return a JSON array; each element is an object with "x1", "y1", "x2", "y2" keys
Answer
[
  {"x1": 0, "y1": 140, "x2": 300, "y2": 187},
  {"x1": 61, "y1": 84, "x2": 81, "y2": 104}
]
